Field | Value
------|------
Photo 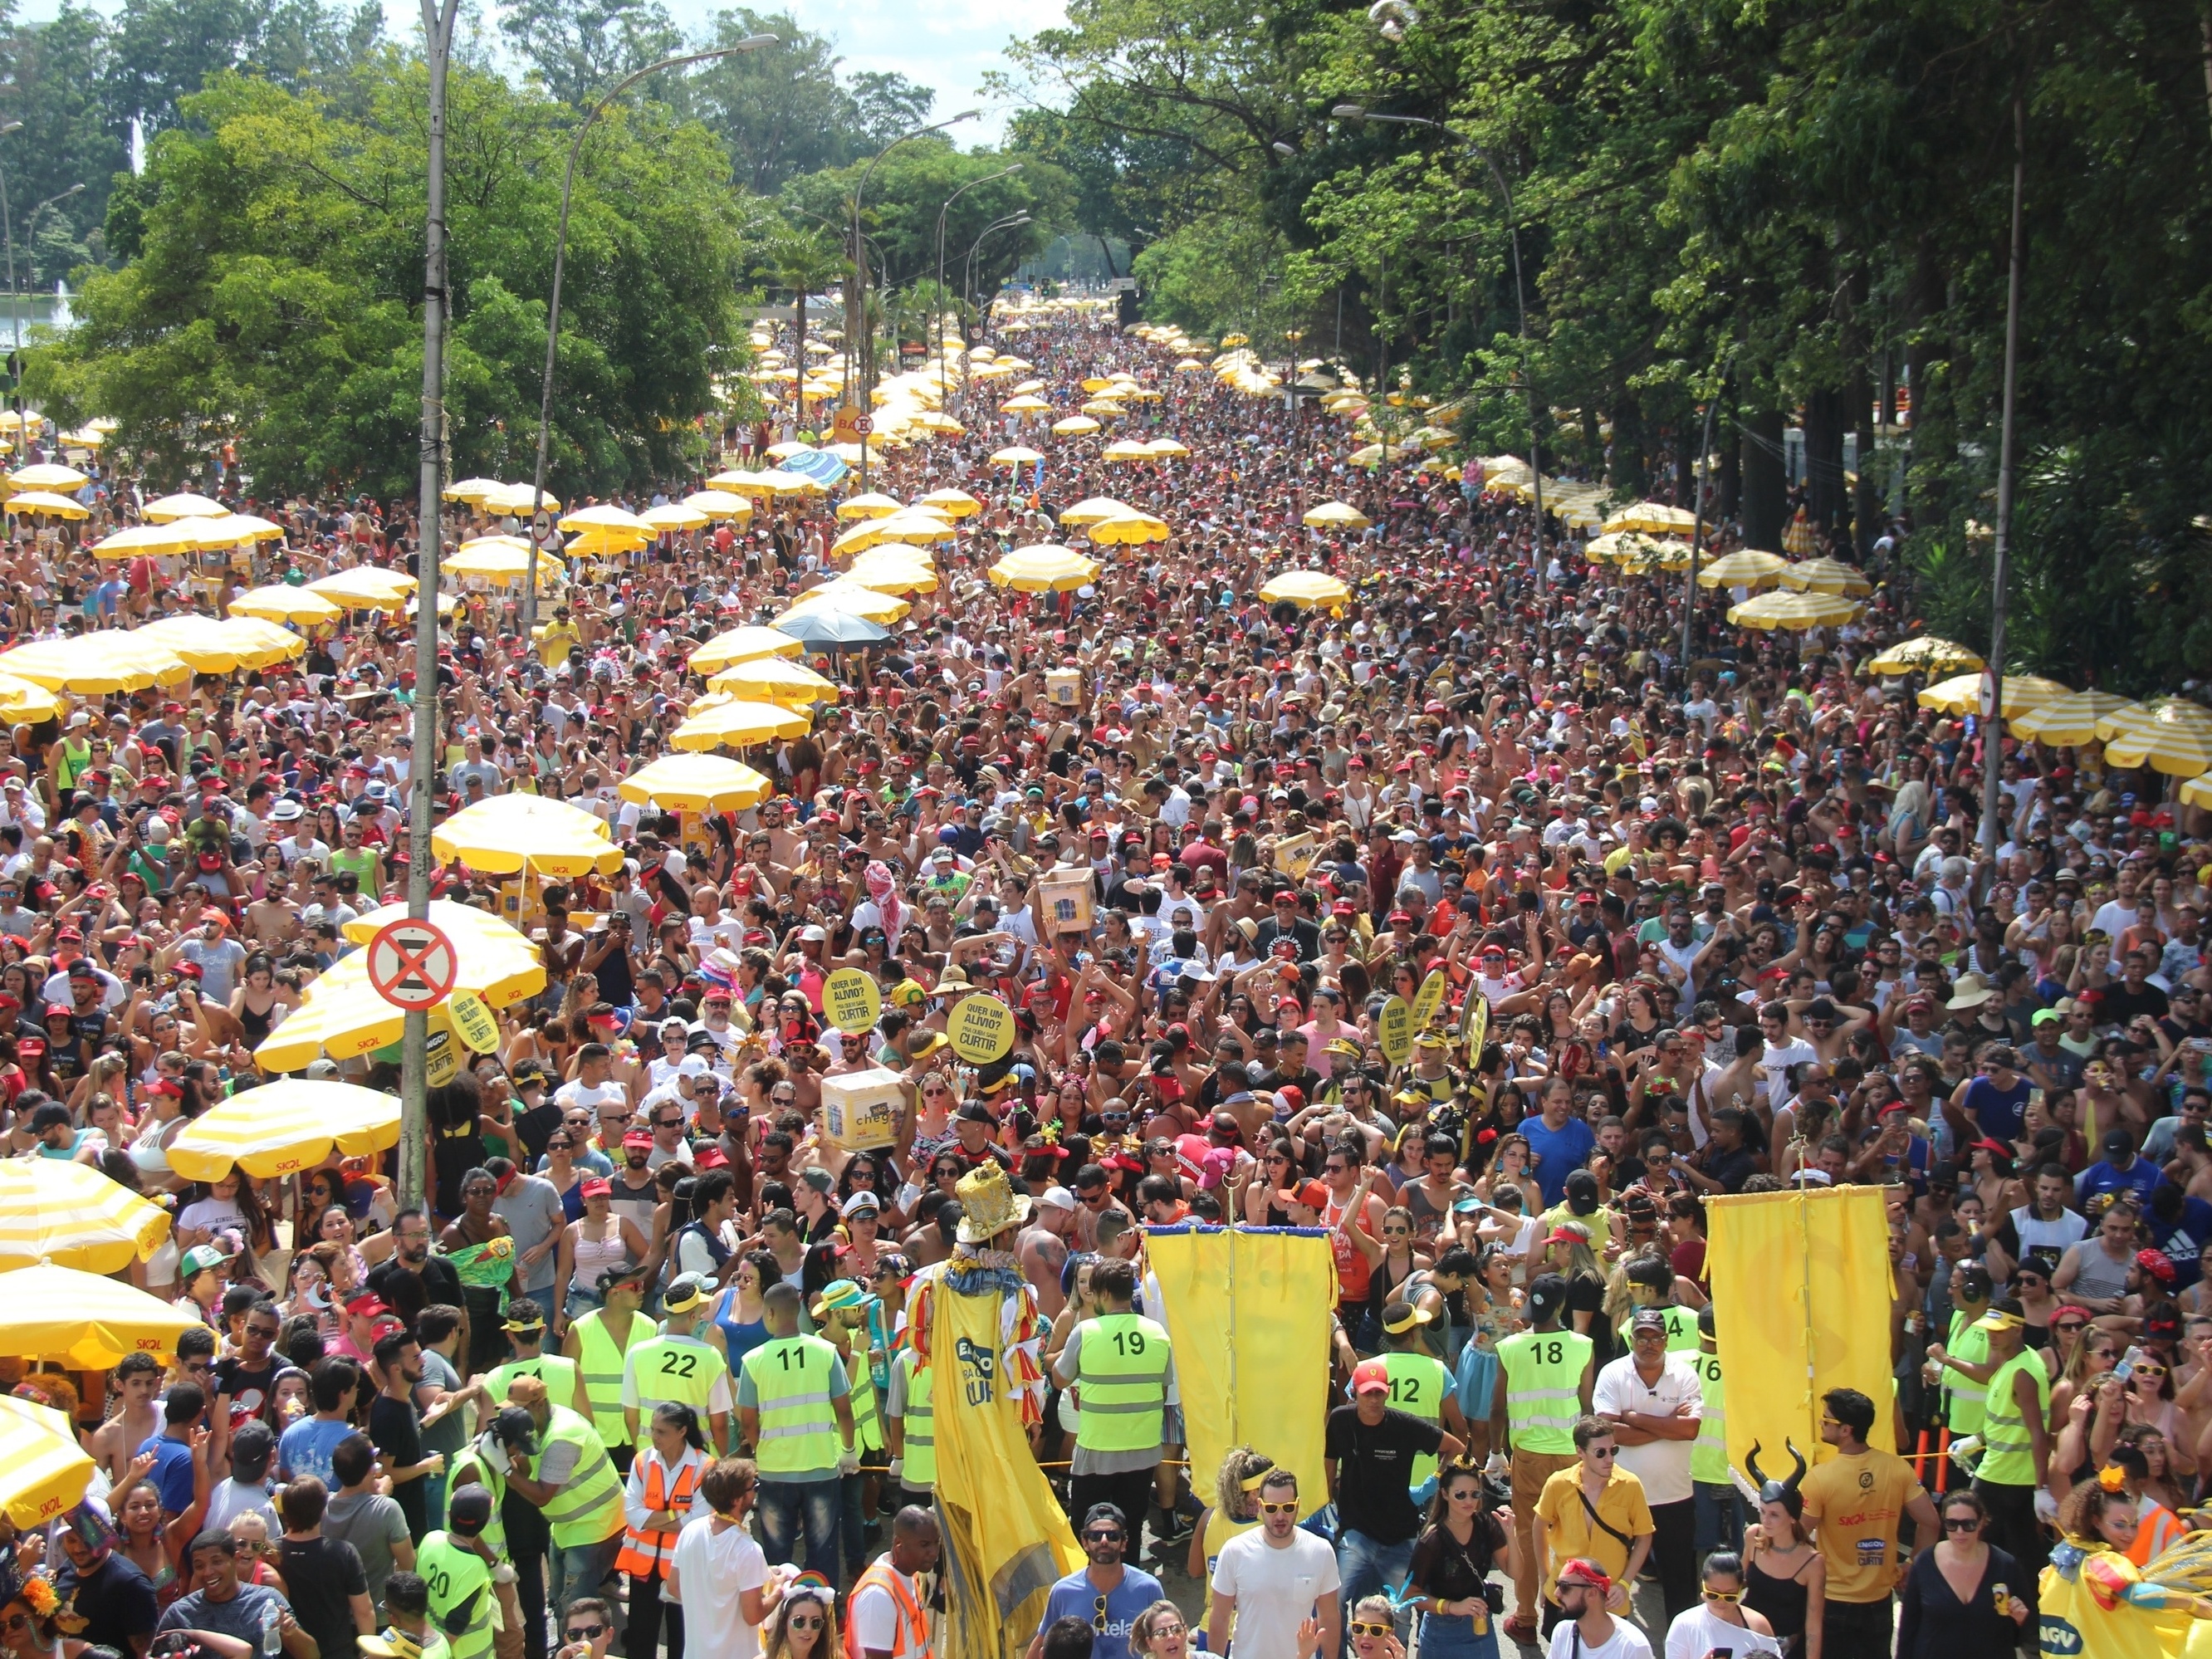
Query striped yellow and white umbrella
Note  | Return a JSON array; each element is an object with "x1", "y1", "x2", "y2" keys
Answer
[
  {"x1": 2009, "y1": 691, "x2": 2142, "y2": 747},
  {"x1": 558, "y1": 505, "x2": 653, "y2": 537},
  {"x1": 1145, "y1": 438, "x2": 1192, "y2": 458},
  {"x1": 1917, "y1": 673, "x2": 2072, "y2": 718},
  {"x1": 689, "y1": 625, "x2": 804, "y2": 673},
  {"x1": 1617, "y1": 539, "x2": 1696, "y2": 574},
  {"x1": 681, "y1": 490, "x2": 753, "y2": 521},
  {"x1": 1257, "y1": 570, "x2": 1353, "y2": 612},
  {"x1": 1303, "y1": 502, "x2": 1372, "y2": 531},
  {"x1": 478, "y1": 484, "x2": 560, "y2": 516},
  {"x1": 0, "y1": 634, "x2": 192, "y2": 693},
  {"x1": 1102, "y1": 439, "x2": 1153, "y2": 462},
  {"x1": 1001, "y1": 394, "x2": 1052, "y2": 414},
  {"x1": 759, "y1": 468, "x2": 827, "y2": 496},
  {"x1": 844, "y1": 551, "x2": 938, "y2": 595},
  {"x1": 2182, "y1": 771, "x2": 2212, "y2": 811},
  {"x1": 140, "y1": 492, "x2": 229, "y2": 522},
  {"x1": 0, "y1": 1160, "x2": 170, "y2": 1274},
  {"x1": 988, "y1": 447, "x2": 1045, "y2": 466},
  {"x1": 1726, "y1": 591, "x2": 1861, "y2": 631},
  {"x1": 1087, "y1": 511, "x2": 1172, "y2": 546},
  {"x1": 135, "y1": 615, "x2": 308, "y2": 673},
  {"x1": 617, "y1": 755, "x2": 775, "y2": 814},
  {"x1": 254, "y1": 903, "x2": 547, "y2": 1071},
  {"x1": 0, "y1": 1393, "x2": 96, "y2": 1525},
  {"x1": 6, "y1": 463, "x2": 88, "y2": 491},
  {"x1": 168, "y1": 1079, "x2": 403, "y2": 1181},
  {"x1": 1867, "y1": 636, "x2": 1984, "y2": 677},
  {"x1": 707, "y1": 657, "x2": 844, "y2": 706},
  {"x1": 867, "y1": 511, "x2": 956, "y2": 547},
  {"x1": 1779, "y1": 556, "x2": 1874, "y2": 597},
  {"x1": 705, "y1": 469, "x2": 780, "y2": 496},
  {"x1": 991, "y1": 545, "x2": 1100, "y2": 593},
  {"x1": 88, "y1": 521, "x2": 197, "y2": 559},
  {"x1": 3, "y1": 491, "x2": 89, "y2": 520},
  {"x1": 443, "y1": 477, "x2": 507, "y2": 503},
  {"x1": 1695, "y1": 549, "x2": 1790, "y2": 590},
  {"x1": 1601, "y1": 501, "x2": 1697, "y2": 536},
  {"x1": 0, "y1": 675, "x2": 63, "y2": 723},
  {"x1": 836, "y1": 492, "x2": 904, "y2": 521},
  {"x1": 640, "y1": 502, "x2": 709, "y2": 534},
  {"x1": 229, "y1": 585, "x2": 344, "y2": 626},
  {"x1": 670, "y1": 697, "x2": 814, "y2": 751},
  {"x1": 187, "y1": 513, "x2": 285, "y2": 547},
  {"x1": 915, "y1": 488, "x2": 981, "y2": 519},
  {"x1": 2097, "y1": 698, "x2": 2212, "y2": 776},
  {"x1": 1058, "y1": 497, "x2": 1133, "y2": 526},
  {"x1": 308, "y1": 567, "x2": 414, "y2": 611},
  {"x1": 1052, "y1": 416, "x2": 1103, "y2": 436},
  {"x1": 0, "y1": 1262, "x2": 199, "y2": 1367},
  {"x1": 783, "y1": 581, "x2": 911, "y2": 624},
  {"x1": 444, "y1": 542, "x2": 566, "y2": 588},
  {"x1": 433, "y1": 795, "x2": 624, "y2": 878}
]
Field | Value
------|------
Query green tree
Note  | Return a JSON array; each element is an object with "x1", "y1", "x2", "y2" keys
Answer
[{"x1": 494, "y1": 0, "x2": 681, "y2": 108}]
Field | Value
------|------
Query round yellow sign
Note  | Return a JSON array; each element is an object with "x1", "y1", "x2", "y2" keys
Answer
[
  {"x1": 948, "y1": 993, "x2": 1016, "y2": 1064},
  {"x1": 823, "y1": 968, "x2": 883, "y2": 1036}
]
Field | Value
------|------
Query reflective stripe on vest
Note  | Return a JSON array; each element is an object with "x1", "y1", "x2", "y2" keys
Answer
[
  {"x1": 745, "y1": 1334, "x2": 845, "y2": 1475},
  {"x1": 898, "y1": 1353, "x2": 934, "y2": 1489},
  {"x1": 534, "y1": 1410, "x2": 627, "y2": 1545},
  {"x1": 483, "y1": 1354, "x2": 580, "y2": 1417},
  {"x1": 1690, "y1": 1351, "x2": 1728, "y2": 1485},
  {"x1": 418, "y1": 1533, "x2": 497, "y2": 1659},
  {"x1": 1978, "y1": 1348, "x2": 2048, "y2": 1487},
  {"x1": 575, "y1": 1310, "x2": 654, "y2": 1448},
  {"x1": 1495, "y1": 1329, "x2": 1591, "y2": 1455},
  {"x1": 840, "y1": 1561, "x2": 928, "y2": 1659},
  {"x1": 848, "y1": 1343, "x2": 884, "y2": 1453},
  {"x1": 614, "y1": 1453, "x2": 701, "y2": 1576},
  {"x1": 629, "y1": 1334, "x2": 726, "y2": 1416},
  {"x1": 1942, "y1": 1312, "x2": 1990, "y2": 1435},
  {"x1": 1073, "y1": 1312, "x2": 1171, "y2": 1453}
]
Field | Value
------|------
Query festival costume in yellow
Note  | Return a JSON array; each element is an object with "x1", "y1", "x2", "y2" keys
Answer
[{"x1": 2039, "y1": 1538, "x2": 2212, "y2": 1657}]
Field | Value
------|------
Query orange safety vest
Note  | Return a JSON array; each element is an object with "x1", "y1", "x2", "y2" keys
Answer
[
  {"x1": 841, "y1": 1559, "x2": 929, "y2": 1659},
  {"x1": 614, "y1": 1453, "x2": 701, "y2": 1577}
]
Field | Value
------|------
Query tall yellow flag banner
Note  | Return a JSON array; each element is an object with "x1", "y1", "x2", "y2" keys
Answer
[
  {"x1": 1707, "y1": 1184, "x2": 1896, "y2": 1477},
  {"x1": 1147, "y1": 1227, "x2": 1337, "y2": 1517}
]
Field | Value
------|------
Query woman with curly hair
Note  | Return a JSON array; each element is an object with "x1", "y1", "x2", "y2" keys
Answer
[
  {"x1": 1184, "y1": 1446, "x2": 1274, "y2": 1632},
  {"x1": 2038, "y1": 1473, "x2": 2212, "y2": 1657}
]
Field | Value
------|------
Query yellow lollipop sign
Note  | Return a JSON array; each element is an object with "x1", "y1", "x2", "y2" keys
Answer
[{"x1": 948, "y1": 994, "x2": 1015, "y2": 1064}]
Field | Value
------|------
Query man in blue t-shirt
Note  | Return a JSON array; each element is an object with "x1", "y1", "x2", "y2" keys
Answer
[
  {"x1": 1957, "y1": 1048, "x2": 2034, "y2": 1144},
  {"x1": 135, "y1": 1382, "x2": 206, "y2": 1518},
  {"x1": 1034, "y1": 1504, "x2": 1163, "y2": 1659},
  {"x1": 2077, "y1": 1129, "x2": 2162, "y2": 1211},
  {"x1": 1523, "y1": 1096, "x2": 1598, "y2": 1208},
  {"x1": 2147, "y1": 1182, "x2": 2212, "y2": 1289},
  {"x1": 276, "y1": 1356, "x2": 364, "y2": 1489}
]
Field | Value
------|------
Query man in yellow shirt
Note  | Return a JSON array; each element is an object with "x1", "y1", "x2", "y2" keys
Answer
[
  {"x1": 1533, "y1": 1417, "x2": 1652, "y2": 1640},
  {"x1": 533, "y1": 605, "x2": 582, "y2": 668},
  {"x1": 1798, "y1": 1386, "x2": 1940, "y2": 1657}
]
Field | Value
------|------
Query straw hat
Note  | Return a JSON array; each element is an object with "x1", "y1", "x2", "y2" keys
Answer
[{"x1": 954, "y1": 1162, "x2": 1033, "y2": 1244}]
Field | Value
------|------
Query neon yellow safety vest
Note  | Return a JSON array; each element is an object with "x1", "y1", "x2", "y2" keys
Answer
[
  {"x1": 1978, "y1": 1348, "x2": 2048, "y2": 1487},
  {"x1": 531, "y1": 1406, "x2": 626, "y2": 1546},
  {"x1": 1072, "y1": 1311, "x2": 1172, "y2": 1455},
  {"x1": 893, "y1": 1350, "x2": 933, "y2": 1488},
  {"x1": 482, "y1": 1354, "x2": 580, "y2": 1417},
  {"x1": 1943, "y1": 1310, "x2": 1991, "y2": 1436},
  {"x1": 1660, "y1": 1305, "x2": 1700, "y2": 1356},
  {"x1": 416, "y1": 1533, "x2": 497, "y2": 1659},
  {"x1": 444, "y1": 1442, "x2": 507, "y2": 1557},
  {"x1": 1495, "y1": 1328, "x2": 1591, "y2": 1456},
  {"x1": 842, "y1": 1335, "x2": 883, "y2": 1454},
  {"x1": 742, "y1": 1334, "x2": 847, "y2": 1477},
  {"x1": 626, "y1": 1333, "x2": 726, "y2": 1418},
  {"x1": 1689, "y1": 1350, "x2": 1728, "y2": 1485},
  {"x1": 1380, "y1": 1349, "x2": 1451, "y2": 1483},
  {"x1": 572, "y1": 1309, "x2": 655, "y2": 1447}
]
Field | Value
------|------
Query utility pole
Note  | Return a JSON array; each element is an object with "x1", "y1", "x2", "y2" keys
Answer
[{"x1": 1982, "y1": 90, "x2": 2026, "y2": 854}]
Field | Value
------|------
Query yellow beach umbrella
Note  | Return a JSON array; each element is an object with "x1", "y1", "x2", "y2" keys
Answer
[
  {"x1": 7, "y1": 463, "x2": 87, "y2": 491},
  {"x1": 2097, "y1": 698, "x2": 2212, "y2": 775},
  {"x1": 3, "y1": 491, "x2": 88, "y2": 520},
  {"x1": 1302, "y1": 502, "x2": 1372, "y2": 531},
  {"x1": 1780, "y1": 556, "x2": 1874, "y2": 597},
  {"x1": 837, "y1": 492, "x2": 905, "y2": 521},
  {"x1": 617, "y1": 754, "x2": 775, "y2": 814},
  {"x1": 0, "y1": 635, "x2": 191, "y2": 693},
  {"x1": 2181, "y1": 772, "x2": 2212, "y2": 811},
  {"x1": 1257, "y1": 570, "x2": 1353, "y2": 611},
  {"x1": 706, "y1": 469, "x2": 777, "y2": 495},
  {"x1": 1725, "y1": 591, "x2": 1862, "y2": 631},
  {"x1": 1601, "y1": 501, "x2": 1697, "y2": 536},
  {"x1": 0, "y1": 1160, "x2": 170, "y2": 1274},
  {"x1": 140, "y1": 492, "x2": 229, "y2": 522},
  {"x1": 1617, "y1": 538, "x2": 1695, "y2": 574},
  {"x1": 1052, "y1": 416, "x2": 1102, "y2": 436},
  {"x1": 844, "y1": 551, "x2": 938, "y2": 595},
  {"x1": 989, "y1": 447, "x2": 1045, "y2": 466},
  {"x1": 135, "y1": 615, "x2": 308, "y2": 673},
  {"x1": 2009, "y1": 691, "x2": 2141, "y2": 747},
  {"x1": 308, "y1": 568, "x2": 415, "y2": 611},
  {"x1": 1867, "y1": 636, "x2": 1985, "y2": 677},
  {"x1": 990, "y1": 545, "x2": 1099, "y2": 593},
  {"x1": 1087, "y1": 511, "x2": 1171, "y2": 546},
  {"x1": 0, "y1": 675, "x2": 63, "y2": 722},
  {"x1": 1058, "y1": 497, "x2": 1133, "y2": 526},
  {"x1": 1079, "y1": 399, "x2": 1127, "y2": 417},
  {"x1": 0, "y1": 1393, "x2": 96, "y2": 1525},
  {"x1": 0, "y1": 1263, "x2": 199, "y2": 1367},
  {"x1": 443, "y1": 477, "x2": 507, "y2": 503},
  {"x1": 760, "y1": 468, "x2": 826, "y2": 496},
  {"x1": 191, "y1": 513, "x2": 285, "y2": 547},
  {"x1": 478, "y1": 484, "x2": 560, "y2": 516},
  {"x1": 764, "y1": 439, "x2": 813, "y2": 459},
  {"x1": 88, "y1": 522, "x2": 195, "y2": 558},
  {"x1": 1695, "y1": 549, "x2": 1790, "y2": 590},
  {"x1": 1145, "y1": 438, "x2": 1192, "y2": 458},
  {"x1": 1001, "y1": 394, "x2": 1052, "y2": 414},
  {"x1": 682, "y1": 491, "x2": 753, "y2": 521},
  {"x1": 230, "y1": 585, "x2": 343, "y2": 626},
  {"x1": 916, "y1": 488, "x2": 981, "y2": 519},
  {"x1": 444, "y1": 542, "x2": 566, "y2": 588},
  {"x1": 1101, "y1": 440, "x2": 1152, "y2": 462},
  {"x1": 558, "y1": 505, "x2": 653, "y2": 536},
  {"x1": 708, "y1": 658, "x2": 844, "y2": 705},
  {"x1": 641, "y1": 503, "x2": 710, "y2": 534},
  {"x1": 670, "y1": 698, "x2": 814, "y2": 751},
  {"x1": 1918, "y1": 673, "x2": 2072, "y2": 718},
  {"x1": 784, "y1": 582, "x2": 912, "y2": 624},
  {"x1": 869, "y1": 511, "x2": 956, "y2": 546},
  {"x1": 689, "y1": 626, "x2": 804, "y2": 673},
  {"x1": 167, "y1": 1079, "x2": 402, "y2": 1182},
  {"x1": 433, "y1": 794, "x2": 624, "y2": 877},
  {"x1": 830, "y1": 519, "x2": 893, "y2": 558}
]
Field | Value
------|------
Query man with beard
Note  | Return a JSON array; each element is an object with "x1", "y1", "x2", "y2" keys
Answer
[{"x1": 369, "y1": 1208, "x2": 469, "y2": 1361}]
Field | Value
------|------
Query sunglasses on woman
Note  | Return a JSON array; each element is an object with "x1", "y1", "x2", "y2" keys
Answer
[{"x1": 1348, "y1": 1622, "x2": 1394, "y2": 1638}]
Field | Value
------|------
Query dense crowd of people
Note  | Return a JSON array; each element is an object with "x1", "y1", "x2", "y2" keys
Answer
[{"x1": 0, "y1": 291, "x2": 2207, "y2": 1659}]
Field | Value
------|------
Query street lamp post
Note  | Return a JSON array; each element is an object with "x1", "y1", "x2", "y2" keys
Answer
[
  {"x1": 964, "y1": 212, "x2": 1030, "y2": 321},
  {"x1": 522, "y1": 37, "x2": 777, "y2": 650},
  {"x1": 1334, "y1": 105, "x2": 1546, "y2": 593},
  {"x1": 1982, "y1": 92, "x2": 2027, "y2": 855},
  {"x1": 849, "y1": 110, "x2": 979, "y2": 489},
  {"x1": 936, "y1": 164, "x2": 1021, "y2": 405}
]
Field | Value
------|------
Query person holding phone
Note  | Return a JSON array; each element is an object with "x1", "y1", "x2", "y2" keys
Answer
[{"x1": 1661, "y1": 1552, "x2": 1782, "y2": 1658}]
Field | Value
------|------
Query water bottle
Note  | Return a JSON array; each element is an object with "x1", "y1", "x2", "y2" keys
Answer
[{"x1": 260, "y1": 1599, "x2": 281, "y2": 1657}]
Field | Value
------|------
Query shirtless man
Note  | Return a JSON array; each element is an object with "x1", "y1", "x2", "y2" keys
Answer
[
  {"x1": 1016, "y1": 1187, "x2": 1076, "y2": 1319},
  {"x1": 90, "y1": 1351, "x2": 164, "y2": 1485}
]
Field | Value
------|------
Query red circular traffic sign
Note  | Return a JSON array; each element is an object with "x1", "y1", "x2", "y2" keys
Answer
[
  {"x1": 365, "y1": 918, "x2": 458, "y2": 1011},
  {"x1": 853, "y1": 415, "x2": 874, "y2": 434}
]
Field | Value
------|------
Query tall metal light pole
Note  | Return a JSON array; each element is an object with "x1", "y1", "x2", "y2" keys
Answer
[
  {"x1": 849, "y1": 110, "x2": 978, "y2": 489},
  {"x1": 522, "y1": 37, "x2": 778, "y2": 648},
  {"x1": 964, "y1": 212, "x2": 1030, "y2": 319},
  {"x1": 0, "y1": 122, "x2": 25, "y2": 438},
  {"x1": 404, "y1": 0, "x2": 467, "y2": 1211},
  {"x1": 1982, "y1": 91, "x2": 2027, "y2": 855},
  {"x1": 1334, "y1": 105, "x2": 1546, "y2": 594},
  {"x1": 936, "y1": 164, "x2": 1020, "y2": 404}
]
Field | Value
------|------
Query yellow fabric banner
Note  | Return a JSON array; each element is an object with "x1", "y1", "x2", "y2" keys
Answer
[
  {"x1": 1148, "y1": 1228, "x2": 1337, "y2": 1518},
  {"x1": 928, "y1": 1275, "x2": 1081, "y2": 1659},
  {"x1": 1707, "y1": 1184, "x2": 1896, "y2": 1477}
]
